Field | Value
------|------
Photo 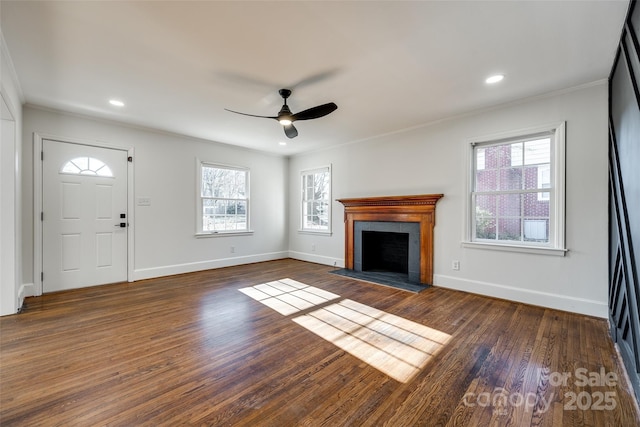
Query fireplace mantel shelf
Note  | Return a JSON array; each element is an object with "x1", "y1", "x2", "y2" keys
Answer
[
  {"x1": 337, "y1": 194, "x2": 443, "y2": 285},
  {"x1": 336, "y1": 194, "x2": 443, "y2": 208}
]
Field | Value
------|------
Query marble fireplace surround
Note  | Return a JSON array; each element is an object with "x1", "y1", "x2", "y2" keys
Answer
[{"x1": 337, "y1": 194, "x2": 443, "y2": 285}]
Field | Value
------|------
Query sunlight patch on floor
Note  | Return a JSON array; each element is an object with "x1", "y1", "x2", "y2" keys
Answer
[
  {"x1": 293, "y1": 299, "x2": 451, "y2": 383},
  {"x1": 240, "y1": 279, "x2": 451, "y2": 383},
  {"x1": 238, "y1": 278, "x2": 340, "y2": 316}
]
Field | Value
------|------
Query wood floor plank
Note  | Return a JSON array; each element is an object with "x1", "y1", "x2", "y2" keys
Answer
[{"x1": 1, "y1": 259, "x2": 638, "y2": 426}]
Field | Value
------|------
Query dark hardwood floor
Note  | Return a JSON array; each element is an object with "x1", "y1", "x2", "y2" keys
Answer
[{"x1": 1, "y1": 259, "x2": 638, "y2": 426}]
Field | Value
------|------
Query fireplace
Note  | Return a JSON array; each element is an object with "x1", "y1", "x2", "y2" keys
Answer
[
  {"x1": 355, "y1": 221, "x2": 421, "y2": 283},
  {"x1": 362, "y1": 231, "x2": 408, "y2": 273},
  {"x1": 337, "y1": 194, "x2": 443, "y2": 285}
]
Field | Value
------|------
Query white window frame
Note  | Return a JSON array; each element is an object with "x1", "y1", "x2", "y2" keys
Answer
[
  {"x1": 196, "y1": 160, "x2": 252, "y2": 237},
  {"x1": 299, "y1": 165, "x2": 332, "y2": 235},
  {"x1": 462, "y1": 122, "x2": 567, "y2": 256}
]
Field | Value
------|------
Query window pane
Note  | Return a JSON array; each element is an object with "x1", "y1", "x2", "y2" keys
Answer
[
  {"x1": 95, "y1": 165, "x2": 113, "y2": 177},
  {"x1": 305, "y1": 175, "x2": 313, "y2": 188},
  {"x1": 523, "y1": 166, "x2": 538, "y2": 190},
  {"x1": 510, "y1": 143, "x2": 523, "y2": 166},
  {"x1": 498, "y1": 194, "x2": 521, "y2": 217},
  {"x1": 524, "y1": 138, "x2": 550, "y2": 165},
  {"x1": 218, "y1": 170, "x2": 231, "y2": 198},
  {"x1": 476, "y1": 194, "x2": 497, "y2": 216},
  {"x1": 476, "y1": 169, "x2": 497, "y2": 191},
  {"x1": 499, "y1": 168, "x2": 522, "y2": 191},
  {"x1": 202, "y1": 167, "x2": 215, "y2": 197},
  {"x1": 537, "y1": 164, "x2": 551, "y2": 190},
  {"x1": 315, "y1": 172, "x2": 329, "y2": 199},
  {"x1": 476, "y1": 147, "x2": 486, "y2": 170},
  {"x1": 523, "y1": 193, "x2": 549, "y2": 217},
  {"x1": 483, "y1": 145, "x2": 500, "y2": 169},
  {"x1": 475, "y1": 195, "x2": 496, "y2": 240},
  {"x1": 61, "y1": 157, "x2": 113, "y2": 177},
  {"x1": 524, "y1": 219, "x2": 549, "y2": 242},
  {"x1": 317, "y1": 201, "x2": 329, "y2": 227},
  {"x1": 476, "y1": 216, "x2": 496, "y2": 240},
  {"x1": 202, "y1": 166, "x2": 248, "y2": 199},
  {"x1": 497, "y1": 218, "x2": 521, "y2": 241},
  {"x1": 61, "y1": 162, "x2": 81, "y2": 174},
  {"x1": 74, "y1": 157, "x2": 89, "y2": 171},
  {"x1": 88, "y1": 157, "x2": 105, "y2": 171}
]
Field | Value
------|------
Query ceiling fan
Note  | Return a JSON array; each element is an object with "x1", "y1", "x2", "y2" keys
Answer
[{"x1": 225, "y1": 89, "x2": 338, "y2": 139}]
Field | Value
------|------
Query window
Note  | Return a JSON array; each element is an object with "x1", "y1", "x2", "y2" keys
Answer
[
  {"x1": 61, "y1": 157, "x2": 113, "y2": 177},
  {"x1": 301, "y1": 166, "x2": 331, "y2": 232},
  {"x1": 466, "y1": 123, "x2": 566, "y2": 254},
  {"x1": 198, "y1": 162, "x2": 249, "y2": 234}
]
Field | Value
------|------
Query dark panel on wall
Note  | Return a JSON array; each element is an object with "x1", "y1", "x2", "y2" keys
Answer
[
  {"x1": 633, "y1": 0, "x2": 640, "y2": 35},
  {"x1": 609, "y1": 0, "x2": 640, "y2": 403}
]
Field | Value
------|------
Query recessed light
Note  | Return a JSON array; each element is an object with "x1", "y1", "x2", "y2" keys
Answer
[
  {"x1": 109, "y1": 99, "x2": 125, "y2": 107},
  {"x1": 485, "y1": 74, "x2": 504, "y2": 84},
  {"x1": 278, "y1": 141, "x2": 287, "y2": 146}
]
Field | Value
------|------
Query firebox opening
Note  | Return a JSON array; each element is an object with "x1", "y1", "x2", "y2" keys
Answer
[{"x1": 362, "y1": 231, "x2": 409, "y2": 275}]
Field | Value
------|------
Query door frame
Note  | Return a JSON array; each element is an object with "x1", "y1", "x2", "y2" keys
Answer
[
  {"x1": 33, "y1": 132, "x2": 135, "y2": 295},
  {"x1": 1, "y1": 91, "x2": 18, "y2": 314}
]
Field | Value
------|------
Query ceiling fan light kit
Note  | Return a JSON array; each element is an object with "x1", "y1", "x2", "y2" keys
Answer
[{"x1": 225, "y1": 88, "x2": 337, "y2": 138}]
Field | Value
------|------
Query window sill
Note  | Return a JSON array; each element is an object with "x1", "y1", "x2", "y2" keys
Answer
[
  {"x1": 462, "y1": 241, "x2": 568, "y2": 256},
  {"x1": 195, "y1": 230, "x2": 254, "y2": 238},
  {"x1": 298, "y1": 229, "x2": 332, "y2": 236}
]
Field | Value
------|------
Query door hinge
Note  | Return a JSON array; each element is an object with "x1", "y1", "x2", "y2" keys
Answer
[
  {"x1": 41, "y1": 272, "x2": 44, "y2": 282},
  {"x1": 41, "y1": 151, "x2": 44, "y2": 161},
  {"x1": 41, "y1": 212, "x2": 44, "y2": 221}
]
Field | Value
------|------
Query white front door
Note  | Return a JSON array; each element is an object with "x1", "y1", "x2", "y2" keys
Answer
[{"x1": 42, "y1": 140, "x2": 128, "y2": 293}]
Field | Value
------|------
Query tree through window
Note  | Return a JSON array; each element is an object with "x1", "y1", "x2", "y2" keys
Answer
[
  {"x1": 301, "y1": 166, "x2": 331, "y2": 232},
  {"x1": 199, "y1": 163, "x2": 249, "y2": 233}
]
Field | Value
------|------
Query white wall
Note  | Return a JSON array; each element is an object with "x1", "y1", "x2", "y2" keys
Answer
[
  {"x1": 21, "y1": 107, "x2": 288, "y2": 290},
  {"x1": 288, "y1": 83, "x2": 609, "y2": 318},
  {"x1": 1, "y1": 30, "x2": 24, "y2": 316},
  {"x1": 16, "y1": 82, "x2": 610, "y2": 318}
]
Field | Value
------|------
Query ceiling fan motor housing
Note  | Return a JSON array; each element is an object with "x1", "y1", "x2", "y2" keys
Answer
[{"x1": 278, "y1": 105, "x2": 293, "y2": 122}]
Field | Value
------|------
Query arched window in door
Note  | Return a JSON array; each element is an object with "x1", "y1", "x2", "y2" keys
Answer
[{"x1": 60, "y1": 157, "x2": 113, "y2": 177}]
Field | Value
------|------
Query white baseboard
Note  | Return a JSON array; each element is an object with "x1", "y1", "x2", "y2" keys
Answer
[
  {"x1": 133, "y1": 251, "x2": 289, "y2": 281},
  {"x1": 434, "y1": 274, "x2": 608, "y2": 318},
  {"x1": 17, "y1": 284, "x2": 26, "y2": 309},
  {"x1": 288, "y1": 251, "x2": 344, "y2": 268},
  {"x1": 19, "y1": 282, "x2": 37, "y2": 298},
  {"x1": 18, "y1": 282, "x2": 37, "y2": 310}
]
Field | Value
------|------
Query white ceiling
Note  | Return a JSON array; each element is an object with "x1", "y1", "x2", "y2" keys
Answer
[{"x1": 1, "y1": 1, "x2": 630, "y2": 156}]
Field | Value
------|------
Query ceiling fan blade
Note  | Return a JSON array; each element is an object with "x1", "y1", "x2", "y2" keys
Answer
[
  {"x1": 224, "y1": 109, "x2": 278, "y2": 120},
  {"x1": 291, "y1": 103, "x2": 338, "y2": 121},
  {"x1": 284, "y1": 123, "x2": 298, "y2": 139}
]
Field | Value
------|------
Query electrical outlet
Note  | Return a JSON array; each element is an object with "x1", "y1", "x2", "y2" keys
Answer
[
  {"x1": 452, "y1": 260, "x2": 460, "y2": 271},
  {"x1": 230, "y1": 246, "x2": 235, "y2": 254},
  {"x1": 311, "y1": 244, "x2": 316, "y2": 252}
]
